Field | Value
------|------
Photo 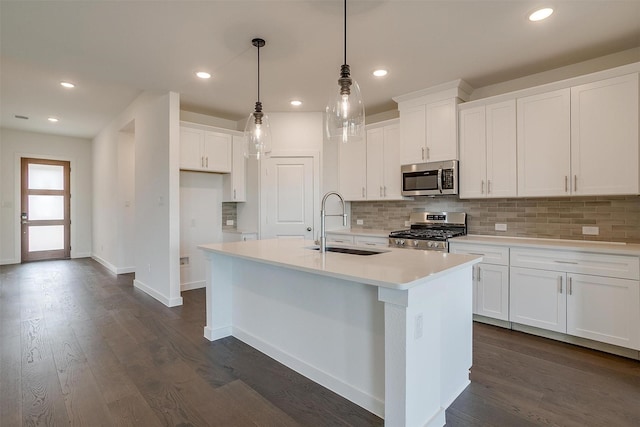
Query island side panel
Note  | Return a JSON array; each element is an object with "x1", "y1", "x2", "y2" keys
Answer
[
  {"x1": 378, "y1": 265, "x2": 473, "y2": 427},
  {"x1": 228, "y1": 257, "x2": 386, "y2": 416},
  {"x1": 203, "y1": 252, "x2": 234, "y2": 341}
]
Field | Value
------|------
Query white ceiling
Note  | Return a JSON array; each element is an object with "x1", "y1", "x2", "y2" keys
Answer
[{"x1": 2, "y1": 0, "x2": 640, "y2": 139}]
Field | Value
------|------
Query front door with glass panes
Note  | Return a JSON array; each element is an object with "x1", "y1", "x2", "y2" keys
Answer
[{"x1": 21, "y1": 158, "x2": 71, "y2": 262}]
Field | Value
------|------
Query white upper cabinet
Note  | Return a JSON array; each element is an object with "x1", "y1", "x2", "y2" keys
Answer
[
  {"x1": 338, "y1": 140, "x2": 367, "y2": 201},
  {"x1": 400, "y1": 99, "x2": 460, "y2": 165},
  {"x1": 517, "y1": 88, "x2": 571, "y2": 197},
  {"x1": 366, "y1": 121, "x2": 402, "y2": 200},
  {"x1": 459, "y1": 100, "x2": 516, "y2": 198},
  {"x1": 180, "y1": 123, "x2": 232, "y2": 173},
  {"x1": 223, "y1": 135, "x2": 246, "y2": 202},
  {"x1": 570, "y1": 73, "x2": 639, "y2": 196}
]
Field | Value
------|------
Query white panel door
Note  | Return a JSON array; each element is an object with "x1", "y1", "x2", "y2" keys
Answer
[
  {"x1": 203, "y1": 131, "x2": 231, "y2": 172},
  {"x1": 382, "y1": 123, "x2": 402, "y2": 199},
  {"x1": 510, "y1": 267, "x2": 567, "y2": 333},
  {"x1": 476, "y1": 264, "x2": 509, "y2": 321},
  {"x1": 567, "y1": 273, "x2": 640, "y2": 350},
  {"x1": 426, "y1": 98, "x2": 458, "y2": 161},
  {"x1": 366, "y1": 127, "x2": 384, "y2": 200},
  {"x1": 399, "y1": 104, "x2": 426, "y2": 165},
  {"x1": 180, "y1": 127, "x2": 203, "y2": 170},
  {"x1": 338, "y1": 140, "x2": 367, "y2": 201},
  {"x1": 261, "y1": 156, "x2": 314, "y2": 240},
  {"x1": 517, "y1": 89, "x2": 571, "y2": 197},
  {"x1": 458, "y1": 106, "x2": 486, "y2": 198},
  {"x1": 571, "y1": 73, "x2": 639, "y2": 196},
  {"x1": 486, "y1": 99, "x2": 517, "y2": 198}
]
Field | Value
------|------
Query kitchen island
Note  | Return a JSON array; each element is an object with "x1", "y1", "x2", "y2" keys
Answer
[{"x1": 199, "y1": 239, "x2": 481, "y2": 427}]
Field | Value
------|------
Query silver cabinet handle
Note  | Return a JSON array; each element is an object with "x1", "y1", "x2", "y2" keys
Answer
[
  {"x1": 558, "y1": 276, "x2": 563, "y2": 294},
  {"x1": 554, "y1": 260, "x2": 578, "y2": 265},
  {"x1": 477, "y1": 266, "x2": 481, "y2": 281},
  {"x1": 487, "y1": 180, "x2": 491, "y2": 194},
  {"x1": 574, "y1": 175, "x2": 577, "y2": 192},
  {"x1": 201, "y1": 156, "x2": 204, "y2": 167},
  {"x1": 565, "y1": 176, "x2": 568, "y2": 192},
  {"x1": 233, "y1": 189, "x2": 237, "y2": 199},
  {"x1": 362, "y1": 187, "x2": 365, "y2": 198},
  {"x1": 383, "y1": 186, "x2": 387, "y2": 197},
  {"x1": 206, "y1": 157, "x2": 209, "y2": 168},
  {"x1": 569, "y1": 276, "x2": 573, "y2": 295},
  {"x1": 426, "y1": 147, "x2": 430, "y2": 160},
  {"x1": 421, "y1": 147, "x2": 425, "y2": 160},
  {"x1": 380, "y1": 186, "x2": 383, "y2": 197},
  {"x1": 481, "y1": 180, "x2": 485, "y2": 194}
]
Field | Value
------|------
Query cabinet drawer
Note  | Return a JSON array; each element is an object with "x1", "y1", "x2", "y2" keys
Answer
[
  {"x1": 449, "y1": 243, "x2": 509, "y2": 266},
  {"x1": 325, "y1": 234, "x2": 355, "y2": 245},
  {"x1": 354, "y1": 235, "x2": 389, "y2": 248},
  {"x1": 511, "y1": 248, "x2": 640, "y2": 280}
]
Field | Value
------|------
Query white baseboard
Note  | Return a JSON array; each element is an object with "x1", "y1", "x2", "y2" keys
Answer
[
  {"x1": 116, "y1": 266, "x2": 135, "y2": 274},
  {"x1": 181, "y1": 280, "x2": 205, "y2": 292},
  {"x1": 91, "y1": 254, "x2": 118, "y2": 274},
  {"x1": 204, "y1": 325, "x2": 232, "y2": 341},
  {"x1": 232, "y1": 326, "x2": 385, "y2": 418},
  {"x1": 71, "y1": 251, "x2": 91, "y2": 259},
  {"x1": 133, "y1": 279, "x2": 183, "y2": 307},
  {"x1": 0, "y1": 258, "x2": 18, "y2": 265}
]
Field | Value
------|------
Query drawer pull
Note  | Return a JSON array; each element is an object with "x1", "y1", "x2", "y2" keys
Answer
[
  {"x1": 468, "y1": 252, "x2": 485, "y2": 256},
  {"x1": 558, "y1": 276, "x2": 563, "y2": 294},
  {"x1": 554, "y1": 260, "x2": 578, "y2": 265},
  {"x1": 569, "y1": 277, "x2": 573, "y2": 295}
]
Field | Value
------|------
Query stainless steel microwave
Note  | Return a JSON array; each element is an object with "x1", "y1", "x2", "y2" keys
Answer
[{"x1": 401, "y1": 160, "x2": 458, "y2": 196}]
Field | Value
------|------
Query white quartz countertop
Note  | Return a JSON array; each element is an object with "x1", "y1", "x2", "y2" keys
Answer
[
  {"x1": 451, "y1": 235, "x2": 640, "y2": 256},
  {"x1": 199, "y1": 239, "x2": 480, "y2": 290}
]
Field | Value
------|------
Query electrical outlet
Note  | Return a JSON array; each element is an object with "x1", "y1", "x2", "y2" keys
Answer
[
  {"x1": 495, "y1": 223, "x2": 507, "y2": 232},
  {"x1": 226, "y1": 219, "x2": 234, "y2": 226},
  {"x1": 356, "y1": 219, "x2": 364, "y2": 225},
  {"x1": 180, "y1": 256, "x2": 189, "y2": 266},
  {"x1": 582, "y1": 226, "x2": 599, "y2": 235}
]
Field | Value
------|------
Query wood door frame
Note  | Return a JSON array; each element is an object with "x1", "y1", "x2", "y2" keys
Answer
[{"x1": 21, "y1": 157, "x2": 71, "y2": 262}]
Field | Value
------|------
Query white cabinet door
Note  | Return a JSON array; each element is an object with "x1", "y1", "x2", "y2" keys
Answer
[
  {"x1": 180, "y1": 127, "x2": 204, "y2": 170},
  {"x1": 517, "y1": 89, "x2": 571, "y2": 197},
  {"x1": 486, "y1": 99, "x2": 517, "y2": 198},
  {"x1": 354, "y1": 235, "x2": 389, "y2": 248},
  {"x1": 223, "y1": 135, "x2": 246, "y2": 202},
  {"x1": 567, "y1": 273, "x2": 640, "y2": 350},
  {"x1": 426, "y1": 98, "x2": 459, "y2": 161},
  {"x1": 203, "y1": 131, "x2": 231, "y2": 173},
  {"x1": 399, "y1": 104, "x2": 426, "y2": 165},
  {"x1": 382, "y1": 123, "x2": 402, "y2": 199},
  {"x1": 339, "y1": 141, "x2": 367, "y2": 201},
  {"x1": 366, "y1": 127, "x2": 384, "y2": 200},
  {"x1": 475, "y1": 264, "x2": 509, "y2": 321},
  {"x1": 571, "y1": 73, "x2": 639, "y2": 196},
  {"x1": 458, "y1": 106, "x2": 486, "y2": 198},
  {"x1": 510, "y1": 267, "x2": 567, "y2": 333}
]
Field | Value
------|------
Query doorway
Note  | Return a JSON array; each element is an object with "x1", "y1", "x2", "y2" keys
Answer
[{"x1": 20, "y1": 157, "x2": 71, "y2": 262}]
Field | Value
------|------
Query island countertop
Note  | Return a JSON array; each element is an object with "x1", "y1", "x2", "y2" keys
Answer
[{"x1": 199, "y1": 238, "x2": 481, "y2": 290}]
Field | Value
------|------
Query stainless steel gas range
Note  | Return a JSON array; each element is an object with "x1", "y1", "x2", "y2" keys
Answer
[{"x1": 388, "y1": 212, "x2": 467, "y2": 251}]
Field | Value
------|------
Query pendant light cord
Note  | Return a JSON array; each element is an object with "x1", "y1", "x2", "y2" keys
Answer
[
  {"x1": 343, "y1": 0, "x2": 347, "y2": 66},
  {"x1": 257, "y1": 44, "x2": 261, "y2": 103}
]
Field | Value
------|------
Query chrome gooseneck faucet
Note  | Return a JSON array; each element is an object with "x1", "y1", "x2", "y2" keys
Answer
[{"x1": 320, "y1": 191, "x2": 348, "y2": 253}]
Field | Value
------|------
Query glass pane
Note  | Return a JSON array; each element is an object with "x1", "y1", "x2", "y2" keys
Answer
[
  {"x1": 29, "y1": 225, "x2": 64, "y2": 252},
  {"x1": 28, "y1": 164, "x2": 64, "y2": 190},
  {"x1": 28, "y1": 195, "x2": 64, "y2": 220}
]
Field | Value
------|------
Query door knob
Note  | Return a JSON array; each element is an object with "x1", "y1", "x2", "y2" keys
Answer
[{"x1": 306, "y1": 227, "x2": 312, "y2": 231}]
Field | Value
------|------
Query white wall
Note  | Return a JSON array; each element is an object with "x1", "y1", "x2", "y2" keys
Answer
[
  {"x1": 179, "y1": 171, "x2": 223, "y2": 291},
  {"x1": 0, "y1": 128, "x2": 92, "y2": 264},
  {"x1": 92, "y1": 91, "x2": 182, "y2": 307}
]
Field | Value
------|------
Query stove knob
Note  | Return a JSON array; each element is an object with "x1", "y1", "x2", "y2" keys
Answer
[
  {"x1": 400, "y1": 239, "x2": 405, "y2": 246},
  {"x1": 413, "y1": 240, "x2": 420, "y2": 246},
  {"x1": 427, "y1": 241, "x2": 433, "y2": 248}
]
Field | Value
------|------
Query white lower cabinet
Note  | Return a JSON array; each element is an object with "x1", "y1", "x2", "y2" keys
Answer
[
  {"x1": 325, "y1": 233, "x2": 389, "y2": 248},
  {"x1": 449, "y1": 242, "x2": 509, "y2": 321},
  {"x1": 510, "y1": 247, "x2": 640, "y2": 350}
]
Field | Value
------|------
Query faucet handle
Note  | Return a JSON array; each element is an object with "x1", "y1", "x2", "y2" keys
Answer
[{"x1": 343, "y1": 213, "x2": 348, "y2": 227}]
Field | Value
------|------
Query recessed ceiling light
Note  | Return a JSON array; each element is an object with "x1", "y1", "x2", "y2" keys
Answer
[
  {"x1": 290, "y1": 100, "x2": 302, "y2": 107},
  {"x1": 196, "y1": 71, "x2": 211, "y2": 79},
  {"x1": 60, "y1": 81, "x2": 75, "y2": 88},
  {"x1": 48, "y1": 117, "x2": 59, "y2": 123},
  {"x1": 373, "y1": 69, "x2": 388, "y2": 77},
  {"x1": 529, "y1": 7, "x2": 554, "y2": 21}
]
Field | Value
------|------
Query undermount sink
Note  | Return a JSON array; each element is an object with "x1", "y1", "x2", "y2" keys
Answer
[{"x1": 307, "y1": 245, "x2": 389, "y2": 256}]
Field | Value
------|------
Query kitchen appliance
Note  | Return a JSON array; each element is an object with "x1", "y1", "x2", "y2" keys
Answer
[
  {"x1": 401, "y1": 160, "x2": 458, "y2": 197},
  {"x1": 389, "y1": 211, "x2": 467, "y2": 251}
]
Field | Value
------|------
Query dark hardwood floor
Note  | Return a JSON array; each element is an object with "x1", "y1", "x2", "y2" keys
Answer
[{"x1": 1, "y1": 259, "x2": 638, "y2": 426}]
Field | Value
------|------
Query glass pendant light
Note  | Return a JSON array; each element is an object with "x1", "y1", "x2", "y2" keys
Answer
[
  {"x1": 244, "y1": 38, "x2": 271, "y2": 159},
  {"x1": 325, "y1": 0, "x2": 365, "y2": 143}
]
